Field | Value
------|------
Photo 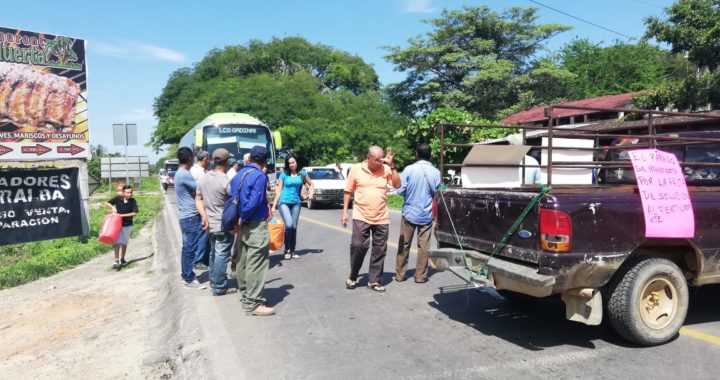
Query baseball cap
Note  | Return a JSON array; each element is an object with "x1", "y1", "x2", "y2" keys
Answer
[
  {"x1": 212, "y1": 148, "x2": 232, "y2": 161},
  {"x1": 250, "y1": 146, "x2": 268, "y2": 162}
]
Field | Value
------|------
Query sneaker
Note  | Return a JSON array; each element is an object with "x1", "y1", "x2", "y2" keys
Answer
[
  {"x1": 228, "y1": 271, "x2": 237, "y2": 279},
  {"x1": 184, "y1": 279, "x2": 207, "y2": 289},
  {"x1": 246, "y1": 305, "x2": 275, "y2": 316},
  {"x1": 111, "y1": 261, "x2": 120, "y2": 269},
  {"x1": 194, "y1": 263, "x2": 209, "y2": 270},
  {"x1": 120, "y1": 258, "x2": 128, "y2": 266}
]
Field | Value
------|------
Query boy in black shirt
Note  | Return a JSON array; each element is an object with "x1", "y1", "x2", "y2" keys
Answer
[{"x1": 105, "y1": 185, "x2": 139, "y2": 269}]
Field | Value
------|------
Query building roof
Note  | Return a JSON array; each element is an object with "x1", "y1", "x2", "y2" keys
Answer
[{"x1": 501, "y1": 93, "x2": 636, "y2": 125}]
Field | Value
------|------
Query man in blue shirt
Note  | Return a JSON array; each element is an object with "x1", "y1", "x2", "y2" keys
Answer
[
  {"x1": 229, "y1": 145, "x2": 275, "y2": 316},
  {"x1": 395, "y1": 143, "x2": 441, "y2": 283},
  {"x1": 175, "y1": 147, "x2": 206, "y2": 289}
]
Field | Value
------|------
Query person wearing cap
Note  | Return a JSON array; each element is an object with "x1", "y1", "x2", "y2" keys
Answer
[
  {"x1": 342, "y1": 146, "x2": 401, "y2": 292},
  {"x1": 190, "y1": 150, "x2": 211, "y2": 269},
  {"x1": 230, "y1": 145, "x2": 275, "y2": 316},
  {"x1": 229, "y1": 151, "x2": 253, "y2": 278},
  {"x1": 196, "y1": 148, "x2": 238, "y2": 296}
]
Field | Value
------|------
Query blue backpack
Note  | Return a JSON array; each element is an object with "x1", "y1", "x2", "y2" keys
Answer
[{"x1": 221, "y1": 169, "x2": 253, "y2": 232}]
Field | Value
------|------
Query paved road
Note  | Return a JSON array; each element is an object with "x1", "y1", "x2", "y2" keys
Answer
[{"x1": 160, "y1": 191, "x2": 720, "y2": 379}]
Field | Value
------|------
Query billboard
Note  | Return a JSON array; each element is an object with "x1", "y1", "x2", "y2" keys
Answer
[
  {"x1": 0, "y1": 26, "x2": 89, "y2": 160},
  {"x1": 0, "y1": 167, "x2": 83, "y2": 246}
]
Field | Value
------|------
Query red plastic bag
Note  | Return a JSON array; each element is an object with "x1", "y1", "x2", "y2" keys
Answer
[
  {"x1": 98, "y1": 213, "x2": 122, "y2": 244},
  {"x1": 268, "y1": 217, "x2": 285, "y2": 251}
]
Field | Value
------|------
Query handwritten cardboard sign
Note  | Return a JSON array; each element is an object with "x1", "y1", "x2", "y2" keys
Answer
[{"x1": 629, "y1": 149, "x2": 695, "y2": 238}]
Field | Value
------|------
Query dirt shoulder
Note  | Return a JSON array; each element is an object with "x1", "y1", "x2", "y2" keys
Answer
[{"x1": 0, "y1": 220, "x2": 193, "y2": 379}]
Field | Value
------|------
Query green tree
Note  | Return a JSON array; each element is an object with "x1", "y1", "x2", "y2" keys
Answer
[
  {"x1": 645, "y1": 0, "x2": 720, "y2": 72},
  {"x1": 151, "y1": 37, "x2": 404, "y2": 165},
  {"x1": 636, "y1": 0, "x2": 720, "y2": 111},
  {"x1": 397, "y1": 107, "x2": 509, "y2": 167},
  {"x1": 384, "y1": 6, "x2": 570, "y2": 118},
  {"x1": 558, "y1": 39, "x2": 691, "y2": 98}
]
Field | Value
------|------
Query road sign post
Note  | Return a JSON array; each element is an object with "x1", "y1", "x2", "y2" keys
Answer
[{"x1": 112, "y1": 123, "x2": 138, "y2": 185}]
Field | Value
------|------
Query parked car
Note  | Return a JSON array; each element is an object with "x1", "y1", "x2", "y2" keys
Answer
[{"x1": 303, "y1": 166, "x2": 346, "y2": 209}]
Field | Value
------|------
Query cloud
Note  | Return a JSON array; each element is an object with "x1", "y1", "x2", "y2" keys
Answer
[
  {"x1": 93, "y1": 40, "x2": 186, "y2": 63},
  {"x1": 118, "y1": 108, "x2": 157, "y2": 123},
  {"x1": 400, "y1": 0, "x2": 437, "y2": 13}
]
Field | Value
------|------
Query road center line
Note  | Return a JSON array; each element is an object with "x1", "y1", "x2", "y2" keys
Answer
[
  {"x1": 300, "y1": 215, "x2": 416, "y2": 253},
  {"x1": 680, "y1": 327, "x2": 720, "y2": 346}
]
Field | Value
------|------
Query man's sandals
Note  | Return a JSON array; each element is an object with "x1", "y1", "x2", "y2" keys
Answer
[
  {"x1": 367, "y1": 282, "x2": 385, "y2": 292},
  {"x1": 345, "y1": 279, "x2": 357, "y2": 289}
]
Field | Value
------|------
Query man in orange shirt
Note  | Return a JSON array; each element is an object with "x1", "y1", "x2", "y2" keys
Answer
[{"x1": 341, "y1": 146, "x2": 401, "y2": 292}]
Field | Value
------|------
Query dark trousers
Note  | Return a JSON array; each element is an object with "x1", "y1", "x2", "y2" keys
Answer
[
  {"x1": 349, "y1": 220, "x2": 389, "y2": 284},
  {"x1": 395, "y1": 216, "x2": 433, "y2": 282}
]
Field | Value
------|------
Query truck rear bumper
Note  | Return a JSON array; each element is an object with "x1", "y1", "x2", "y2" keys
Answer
[{"x1": 428, "y1": 248, "x2": 555, "y2": 298}]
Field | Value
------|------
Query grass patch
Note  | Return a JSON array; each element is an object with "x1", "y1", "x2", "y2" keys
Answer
[
  {"x1": 388, "y1": 194, "x2": 403, "y2": 210},
  {"x1": 94, "y1": 175, "x2": 161, "y2": 195},
  {"x1": 0, "y1": 195, "x2": 164, "y2": 289}
]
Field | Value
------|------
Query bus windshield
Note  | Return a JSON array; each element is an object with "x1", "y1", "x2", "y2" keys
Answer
[{"x1": 204, "y1": 124, "x2": 274, "y2": 165}]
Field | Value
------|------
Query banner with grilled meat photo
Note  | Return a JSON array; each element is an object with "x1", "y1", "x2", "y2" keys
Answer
[{"x1": 0, "y1": 26, "x2": 89, "y2": 160}]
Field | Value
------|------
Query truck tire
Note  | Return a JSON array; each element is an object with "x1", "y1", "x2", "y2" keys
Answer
[{"x1": 606, "y1": 257, "x2": 688, "y2": 346}]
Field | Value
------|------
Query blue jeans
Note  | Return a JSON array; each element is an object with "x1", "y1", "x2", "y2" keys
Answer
[
  {"x1": 179, "y1": 215, "x2": 202, "y2": 282},
  {"x1": 194, "y1": 229, "x2": 209, "y2": 266},
  {"x1": 209, "y1": 231, "x2": 233, "y2": 294},
  {"x1": 278, "y1": 202, "x2": 301, "y2": 252}
]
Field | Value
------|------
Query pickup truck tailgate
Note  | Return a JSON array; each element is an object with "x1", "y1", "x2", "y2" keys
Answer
[{"x1": 435, "y1": 188, "x2": 542, "y2": 264}]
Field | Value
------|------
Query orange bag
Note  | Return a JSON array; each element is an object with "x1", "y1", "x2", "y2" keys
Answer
[
  {"x1": 268, "y1": 216, "x2": 285, "y2": 251},
  {"x1": 98, "y1": 213, "x2": 122, "y2": 244}
]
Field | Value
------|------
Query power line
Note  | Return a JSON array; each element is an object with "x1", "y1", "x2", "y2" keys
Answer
[
  {"x1": 528, "y1": 0, "x2": 639, "y2": 41},
  {"x1": 629, "y1": 0, "x2": 665, "y2": 10}
]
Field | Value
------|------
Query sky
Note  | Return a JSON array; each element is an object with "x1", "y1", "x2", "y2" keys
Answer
[{"x1": 2, "y1": 0, "x2": 676, "y2": 163}]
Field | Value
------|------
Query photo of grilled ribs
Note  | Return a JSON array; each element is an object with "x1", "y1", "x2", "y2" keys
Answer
[{"x1": 0, "y1": 62, "x2": 80, "y2": 134}]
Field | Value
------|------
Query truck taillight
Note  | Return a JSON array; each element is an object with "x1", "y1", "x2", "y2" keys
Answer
[{"x1": 539, "y1": 209, "x2": 572, "y2": 252}]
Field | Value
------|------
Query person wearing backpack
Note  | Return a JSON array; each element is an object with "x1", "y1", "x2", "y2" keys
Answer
[
  {"x1": 230, "y1": 146, "x2": 275, "y2": 316},
  {"x1": 271, "y1": 154, "x2": 314, "y2": 260}
]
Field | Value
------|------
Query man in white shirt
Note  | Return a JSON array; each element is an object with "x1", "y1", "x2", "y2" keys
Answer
[
  {"x1": 190, "y1": 150, "x2": 210, "y2": 181},
  {"x1": 189, "y1": 150, "x2": 210, "y2": 268},
  {"x1": 227, "y1": 159, "x2": 241, "y2": 180}
]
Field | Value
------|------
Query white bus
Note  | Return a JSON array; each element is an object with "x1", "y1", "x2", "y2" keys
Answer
[{"x1": 179, "y1": 113, "x2": 282, "y2": 180}]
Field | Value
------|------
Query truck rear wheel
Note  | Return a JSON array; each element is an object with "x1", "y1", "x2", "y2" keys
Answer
[{"x1": 606, "y1": 257, "x2": 688, "y2": 346}]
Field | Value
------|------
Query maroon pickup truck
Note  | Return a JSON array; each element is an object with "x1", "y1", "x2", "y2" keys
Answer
[{"x1": 429, "y1": 129, "x2": 720, "y2": 346}]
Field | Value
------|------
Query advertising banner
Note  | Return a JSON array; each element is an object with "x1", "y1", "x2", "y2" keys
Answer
[
  {"x1": 0, "y1": 26, "x2": 89, "y2": 160},
  {"x1": 0, "y1": 167, "x2": 83, "y2": 246}
]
